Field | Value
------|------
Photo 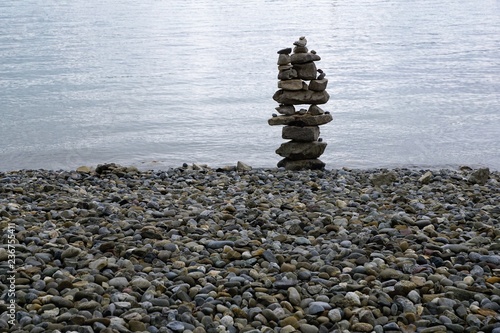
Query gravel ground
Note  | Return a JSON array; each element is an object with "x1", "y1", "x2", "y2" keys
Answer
[{"x1": 1, "y1": 163, "x2": 499, "y2": 333}]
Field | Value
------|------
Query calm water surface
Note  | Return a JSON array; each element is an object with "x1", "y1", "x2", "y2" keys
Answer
[{"x1": 1, "y1": 0, "x2": 499, "y2": 171}]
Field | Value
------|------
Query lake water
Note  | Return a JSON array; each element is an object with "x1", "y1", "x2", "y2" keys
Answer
[{"x1": 1, "y1": 0, "x2": 499, "y2": 171}]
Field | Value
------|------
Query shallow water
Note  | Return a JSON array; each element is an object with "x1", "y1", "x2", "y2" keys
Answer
[{"x1": 1, "y1": 0, "x2": 499, "y2": 171}]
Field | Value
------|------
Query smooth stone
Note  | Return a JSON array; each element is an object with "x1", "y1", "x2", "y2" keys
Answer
[
  {"x1": 351, "y1": 323, "x2": 374, "y2": 332},
  {"x1": 166, "y1": 321, "x2": 185, "y2": 332},
  {"x1": 280, "y1": 316, "x2": 299, "y2": 329},
  {"x1": 328, "y1": 308, "x2": 343, "y2": 322},
  {"x1": 220, "y1": 315, "x2": 234, "y2": 327},
  {"x1": 419, "y1": 325, "x2": 447, "y2": 333},
  {"x1": 288, "y1": 287, "x2": 301, "y2": 306},
  {"x1": 108, "y1": 277, "x2": 129, "y2": 288},
  {"x1": 273, "y1": 280, "x2": 298, "y2": 289},
  {"x1": 408, "y1": 290, "x2": 421, "y2": 303},
  {"x1": 379, "y1": 268, "x2": 404, "y2": 280},
  {"x1": 131, "y1": 277, "x2": 151, "y2": 289},
  {"x1": 299, "y1": 323, "x2": 319, "y2": 333},
  {"x1": 308, "y1": 301, "x2": 332, "y2": 314},
  {"x1": 61, "y1": 246, "x2": 81, "y2": 259},
  {"x1": 344, "y1": 292, "x2": 361, "y2": 306},
  {"x1": 206, "y1": 240, "x2": 234, "y2": 249},
  {"x1": 129, "y1": 320, "x2": 147, "y2": 332},
  {"x1": 51, "y1": 296, "x2": 74, "y2": 308}
]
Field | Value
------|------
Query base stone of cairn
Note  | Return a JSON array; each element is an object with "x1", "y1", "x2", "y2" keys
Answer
[{"x1": 268, "y1": 36, "x2": 332, "y2": 170}]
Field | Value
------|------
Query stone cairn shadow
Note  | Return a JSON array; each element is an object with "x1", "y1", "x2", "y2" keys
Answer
[{"x1": 268, "y1": 36, "x2": 332, "y2": 170}]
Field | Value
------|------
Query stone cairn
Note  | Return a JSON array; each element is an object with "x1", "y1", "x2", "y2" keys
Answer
[{"x1": 268, "y1": 36, "x2": 333, "y2": 170}]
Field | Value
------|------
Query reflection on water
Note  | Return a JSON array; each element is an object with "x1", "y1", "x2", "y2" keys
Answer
[{"x1": 0, "y1": 0, "x2": 499, "y2": 170}]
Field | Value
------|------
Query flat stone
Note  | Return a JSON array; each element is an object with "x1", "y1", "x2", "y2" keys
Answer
[
  {"x1": 268, "y1": 113, "x2": 333, "y2": 126},
  {"x1": 273, "y1": 89, "x2": 329, "y2": 105},
  {"x1": 276, "y1": 141, "x2": 327, "y2": 160},
  {"x1": 290, "y1": 52, "x2": 321, "y2": 64},
  {"x1": 309, "y1": 78, "x2": 328, "y2": 92},
  {"x1": 277, "y1": 158, "x2": 325, "y2": 171},
  {"x1": 278, "y1": 79, "x2": 305, "y2": 91},
  {"x1": 293, "y1": 62, "x2": 317, "y2": 80},
  {"x1": 282, "y1": 126, "x2": 320, "y2": 142},
  {"x1": 275, "y1": 105, "x2": 295, "y2": 115}
]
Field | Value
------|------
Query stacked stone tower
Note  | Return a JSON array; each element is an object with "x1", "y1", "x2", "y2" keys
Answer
[{"x1": 268, "y1": 36, "x2": 332, "y2": 170}]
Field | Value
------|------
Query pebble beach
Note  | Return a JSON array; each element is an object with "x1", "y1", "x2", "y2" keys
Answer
[{"x1": 1, "y1": 163, "x2": 499, "y2": 333}]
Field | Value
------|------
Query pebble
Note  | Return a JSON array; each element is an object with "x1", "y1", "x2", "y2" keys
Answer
[{"x1": 1, "y1": 165, "x2": 499, "y2": 333}]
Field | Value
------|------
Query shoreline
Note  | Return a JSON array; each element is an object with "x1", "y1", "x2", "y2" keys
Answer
[{"x1": 1, "y1": 165, "x2": 499, "y2": 332}]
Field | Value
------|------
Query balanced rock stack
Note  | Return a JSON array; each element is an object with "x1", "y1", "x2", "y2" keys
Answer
[{"x1": 269, "y1": 36, "x2": 332, "y2": 170}]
